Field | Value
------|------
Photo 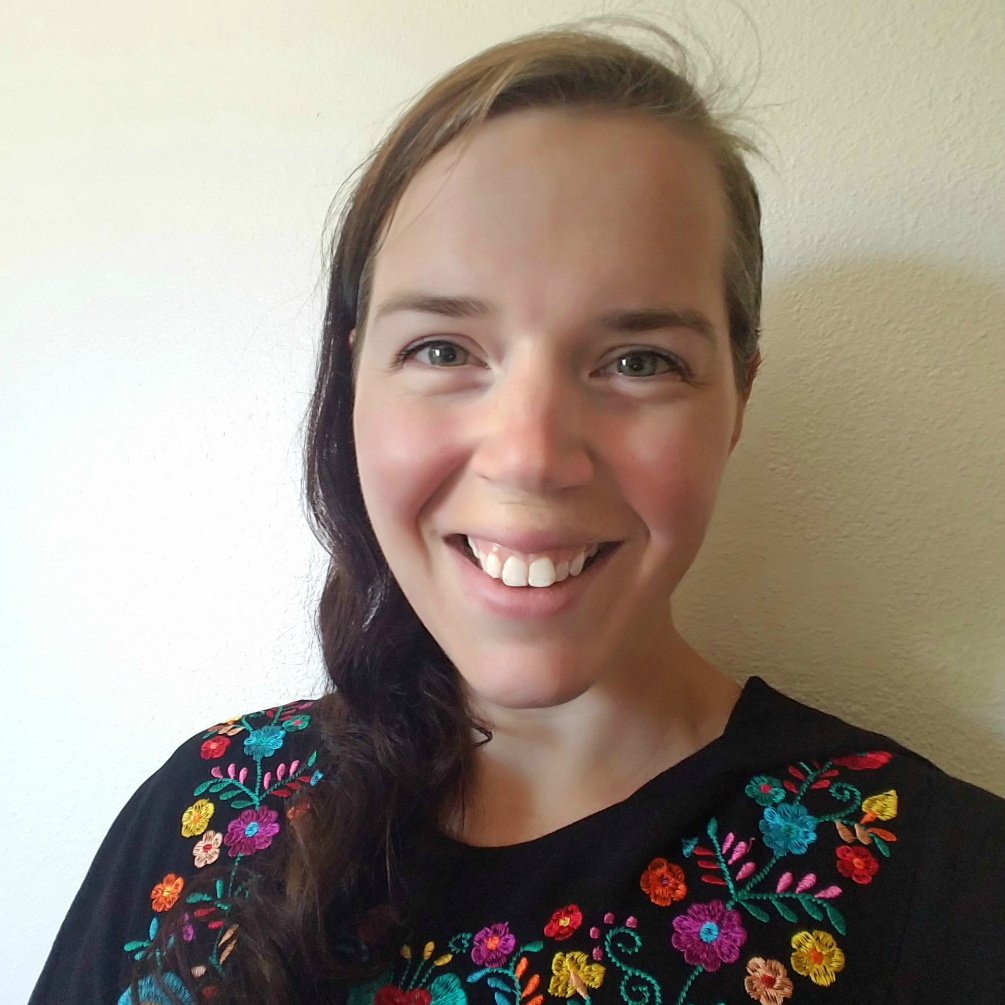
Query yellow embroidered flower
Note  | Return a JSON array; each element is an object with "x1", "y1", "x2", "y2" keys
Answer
[
  {"x1": 790, "y1": 930, "x2": 845, "y2": 987},
  {"x1": 549, "y1": 951, "x2": 605, "y2": 999},
  {"x1": 861, "y1": 789, "x2": 898, "y2": 821},
  {"x1": 180, "y1": 798, "x2": 215, "y2": 837}
]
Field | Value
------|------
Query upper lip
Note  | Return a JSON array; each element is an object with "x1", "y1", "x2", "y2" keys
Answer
[{"x1": 451, "y1": 530, "x2": 618, "y2": 553}]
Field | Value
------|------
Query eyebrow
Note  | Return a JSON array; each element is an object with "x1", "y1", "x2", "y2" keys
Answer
[{"x1": 371, "y1": 292, "x2": 716, "y2": 340}]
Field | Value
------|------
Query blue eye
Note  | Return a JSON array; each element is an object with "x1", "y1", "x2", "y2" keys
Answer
[
  {"x1": 604, "y1": 350, "x2": 685, "y2": 378},
  {"x1": 401, "y1": 340, "x2": 471, "y2": 367}
]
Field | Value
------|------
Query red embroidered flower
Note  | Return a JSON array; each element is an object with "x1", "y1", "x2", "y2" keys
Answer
[
  {"x1": 544, "y1": 904, "x2": 582, "y2": 941},
  {"x1": 640, "y1": 857, "x2": 688, "y2": 906},
  {"x1": 374, "y1": 987, "x2": 431, "y2": 1005},
  {"x1": 835, "y1": 844, "x2": 879, "y2": 884},
  {"x1": 831, "y1": 751, "x2": 891, "y2": 770},
  {"x1": 200, "y1": 735, "x2": 230, "y2": 759}
]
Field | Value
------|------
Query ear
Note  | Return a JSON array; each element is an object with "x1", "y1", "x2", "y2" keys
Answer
[
  {"x1": 729, "y1": 349, "x2": 761, "y2": 454},
  {"x1": 348, "y1": 328, "x2": 356, "y2": 349}
]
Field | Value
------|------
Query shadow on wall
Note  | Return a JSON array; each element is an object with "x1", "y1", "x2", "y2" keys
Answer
[{"x1": 675, "y1": 257, "x2": 1005, "y2": 798}]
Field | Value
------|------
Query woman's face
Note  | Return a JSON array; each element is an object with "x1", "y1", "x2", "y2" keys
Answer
[{"x1": 352, "y1": 108, "x2": 749, "y2": 711}]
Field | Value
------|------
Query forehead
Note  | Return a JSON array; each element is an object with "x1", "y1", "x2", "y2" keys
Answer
[{"x1": 370, "y1": 108, "x2": 730, "y2": 328}]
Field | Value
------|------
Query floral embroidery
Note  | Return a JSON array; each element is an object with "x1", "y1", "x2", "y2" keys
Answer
[
  {"x1": 671, "y1": 900, "x2": 747, "y2": 972},
  {"x1": 200, "y1": 735, "x2": 230, "y2": 759},
  {"x1": 835, "y1": 843, "x2": 879, "y2": 884},
  {"x1": 180, "y1": 798, "x2": 214, "y2": 838},
  {"x1": 150, "y1": 873, "x2": 185, "y2": 912},
  {"x1": 549, "y1": 951, "x2": 605, "y2": 999},
  {"x1": 243, "y1": 725, "x2": 287, "y2": 759},
  {"x1": 758, "y1": 803, "x2": 818, "y2": 855},
  {"x1": 790, "y1": 930, "x2": 845, "y2": 986},
  {"x1": 117, "y1": 972, "x2": 194, "y2": 1005},
  {"x1": 544, "y1": 904, "x2": 582, "y2": 941},
  {"x1": 471, "y1": 923, "x2": 516, "y2": 967},
  {"x1": 744, "y1": 777, "x2": 786, "y2": 807},
  {"x1": 224, "y1": 807, "x2": 280, "y2": 856},
  {"x1": 861, "y1": 789, "x2": 898, "y2": 821},
  {"x1": 640, "y1": 858, "x2": 687, "y2": 906},
  {"x1": 193, "y1": 830, "x2": 223, "y2": 868},
  {"x1": 743, "y1": 957, "x2": 793, "y2": 1004}
]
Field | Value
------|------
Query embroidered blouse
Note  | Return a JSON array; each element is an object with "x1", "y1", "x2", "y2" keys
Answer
[{"x1": 29, "y1": 677, "x2": 1005, "y2": 1005}]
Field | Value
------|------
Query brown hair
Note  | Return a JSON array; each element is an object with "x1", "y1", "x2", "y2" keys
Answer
[{"x1": 130, "y1": 16, "x2": 762, "y2": 1005}]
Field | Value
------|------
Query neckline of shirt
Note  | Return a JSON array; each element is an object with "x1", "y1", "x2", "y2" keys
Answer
[{"x1": 431, "y1": 674, "x2": 777, "y2": 861}]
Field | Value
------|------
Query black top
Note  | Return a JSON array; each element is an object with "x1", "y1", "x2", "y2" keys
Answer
[{"x1": 29, "y1": 677, "x2": 1005, "y2": 1005}]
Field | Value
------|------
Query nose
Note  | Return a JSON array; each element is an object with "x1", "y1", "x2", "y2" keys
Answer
[{"x1": 470, "y1": 349, "x2": 595, "y2": 494}]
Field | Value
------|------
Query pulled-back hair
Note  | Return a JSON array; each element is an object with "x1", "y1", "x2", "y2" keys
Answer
[{"x1": 131, "y1": 16, "x2": 763, "y2": 1005}]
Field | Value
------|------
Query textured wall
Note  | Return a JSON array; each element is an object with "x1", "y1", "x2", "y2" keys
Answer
[{"x1": 3, "y1": 1, "x2": 1003, "y2": 997}]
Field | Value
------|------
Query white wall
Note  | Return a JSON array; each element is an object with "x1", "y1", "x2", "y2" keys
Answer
[{"x1": 3, "y1": 1, "x2": 1003, "y2": 998}]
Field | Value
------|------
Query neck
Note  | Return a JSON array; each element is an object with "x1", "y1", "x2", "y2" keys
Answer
[{"x1": 449, "y1": 611, "x2": 741, "y2": 847}]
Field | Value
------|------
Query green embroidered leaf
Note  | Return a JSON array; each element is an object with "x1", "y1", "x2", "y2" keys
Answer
[
  {"x1": 486, "y1": 975, "x2": 510, "y2": 992},
  {"x1": 186, "y1": 892, "x2": 213, "y2": 903},
  {"x1": 706, "y1": 817, "x2": 718, "y2": 839},
  {"x1": 123, "y1": 940, "x2": 147, "y2": 952},
  {"x1": 493, "y1": 993, "x2": 509, "y2": 1005},
  {"x1": 466, "y1": 969, "x2": 490, "y2": 984},
  {"x1": 218, "y1": 789, "x2": 238, "y2": 800},
  {"x1": 769, "y1": 896, "x2": 798, "y2": 922},
  {"x1": 148, "y1": 917, "x2": 159, "y2": 940},
  {"x1": 307, "y1": 750, "x2": 317, "y2": 767},
  {"x1": 208, "y1": 780, "x2": 229, "y2": 793},
  {"x1": 870, "y1": 833, "x2": 891, "y2": 857},
  {"x1": 216, "y1": 879, "x2": 224, "y2": 899},
  {"x1": 429, "y1": 973, "x2": 468, "y2": 1005},
  {"x1": 193, "y1": 780, "x2": 214, "y2": 797},
  {"x1": 801, "y1": 897, "x2": 824, "y2": 921},
  {"x1": 521, "y1": 940, "x2": 544, "y2": 953},
  {"x1": 740, "y1": 901, "x2": 770, "y2": 922},
  {"x1": 823, "y1": 902, "x2": 847, "y2": 935},
  {"x1": 231, "y1": 799, "x2": 254, "y2": 809}
]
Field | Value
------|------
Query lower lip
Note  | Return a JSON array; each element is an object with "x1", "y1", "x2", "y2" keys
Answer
[{"x1": 448, "y1": 541, "x2": 619, "y2": 620}]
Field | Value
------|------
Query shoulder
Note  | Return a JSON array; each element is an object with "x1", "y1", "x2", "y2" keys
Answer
[{"x1": 29, "y1": 697, "x2": 328, "y2": 1005}]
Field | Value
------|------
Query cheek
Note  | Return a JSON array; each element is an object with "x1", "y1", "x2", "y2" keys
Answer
[
  {"x1": 616, "y1": 400, "x2": 732, "y2": 553},
  {"x1": 353, "y1": 389, "x2": 464, "y2": 554}
]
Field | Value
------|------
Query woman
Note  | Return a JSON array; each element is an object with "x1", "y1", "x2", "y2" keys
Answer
[{"x1": 29, "y1": 19, "x2": 1005, "y2": 1005}]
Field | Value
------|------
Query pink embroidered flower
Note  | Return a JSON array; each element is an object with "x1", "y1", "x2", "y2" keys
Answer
[
  {"x1": 835, "y1": 843, "x2": 879, "y2": 884},
  {"x1": 224, "y1": 807, "x2": 280, "y2": 857},
  {"x1": 471, "y1": 922, "x2": 516, "y2": 967},
  {"x1": 671, "y1": 899, "x2": 747, "y2": 972},
  {"x1": 193, "y1": 829, "x2": 223, "y2": 868},
  {"x1": 544, "y1": 904, "x2": 582, "y2": 941},
  {"x1": 201, "y1": 736, "x2": 231, "y2": 759}
]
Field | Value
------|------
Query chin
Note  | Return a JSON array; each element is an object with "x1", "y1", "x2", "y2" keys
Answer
[{"x1": 461, "y1": 649, "x2": 600, "y2": 712}]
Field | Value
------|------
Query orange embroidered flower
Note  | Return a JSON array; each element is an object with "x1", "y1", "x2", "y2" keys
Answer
[
  {"x1": 544, "y1": 904, "x2": 582, "y2": 941},
  {"x1": 836, "y1": 843, "x2": 879, "y2": 884},
  {"x1": 744, "y1": 957, "x2": 793, "y2": 1004},
  {"x1": 790, "y1": 930, "x2": 845, "y2": 987},
  {"x1": 639, "y1": 857, "x2": 687, "y2": 906},
  {"x1": 181, "y1": 798, "x2": 215, "y2": 837},
  {"x1": 150, "y1": 873, "x2": 185, "y2": 912},
  {"x1": 193, "y1": 829, "x2": 223, "y2": 868}
]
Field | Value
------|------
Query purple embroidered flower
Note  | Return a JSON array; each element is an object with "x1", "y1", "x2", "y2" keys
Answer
[
  {"x1": 471, "y1": 922, "x2": 516, "y2": 967},
  {"x1": 224, "y1": 807, "x2": 280, "y2": 857},
  {"x1": 671, "y1": 899, "x2": 747, "y2": 972}
]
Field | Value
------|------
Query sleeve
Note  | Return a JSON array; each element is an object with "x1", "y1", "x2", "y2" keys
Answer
[
  {"x1": 27, "y1": 740, "x2": 204, "y2": 1005},
  {"x1": 888, "y1": 770, "x2": 1005, "y2": 1002}
]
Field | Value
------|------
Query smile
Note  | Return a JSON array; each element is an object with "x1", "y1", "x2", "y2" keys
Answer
[{"x1": 451, "y1": 535, "x2": 620, "y2": 588}]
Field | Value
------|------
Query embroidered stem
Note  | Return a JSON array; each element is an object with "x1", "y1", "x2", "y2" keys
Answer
[
  {"x1": 604, "y1": 926, "x2": 662, "y2": 1005},
  {"x1": 709, "y1": 832, "x2": 738, "y2": 901},
  {"x1": 672, "y1": 966, "x2": 702, "y2": 1005}
]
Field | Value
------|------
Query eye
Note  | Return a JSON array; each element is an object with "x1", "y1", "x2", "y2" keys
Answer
[
  {"x1": 399, "y1": 340, "x2": 472, "y2": 367},
  {"x1": 600, "y1": 349, "x2": 689, "y2": 379}
]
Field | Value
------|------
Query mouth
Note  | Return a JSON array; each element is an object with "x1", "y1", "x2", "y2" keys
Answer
[{"x1": 446, "y1": 534, "x2": 621, "y2": 588}]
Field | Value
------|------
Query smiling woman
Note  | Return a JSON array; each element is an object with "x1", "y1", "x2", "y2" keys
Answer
[{"x1": 28, "y1": 15, "x2": 1005, "y2": 1005}]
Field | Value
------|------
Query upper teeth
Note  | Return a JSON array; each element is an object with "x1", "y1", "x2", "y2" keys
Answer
[{"x1": 466, "y1": 537, "x2": 600, "y2": 588}]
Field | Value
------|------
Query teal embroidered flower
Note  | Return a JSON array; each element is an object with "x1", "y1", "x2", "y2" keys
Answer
[
  {"x1": 243, "y1": 725, "x2": 286, "y2": 759},
  {"x1": 759, "y1": 803, "x2": 819, "y2": 855},
  {"x1": 745, "y1": 775, "x2": 786, "y2": 806},
  {"x1": 117, "y1": 973, "x2": 193, "y2": 1005}
]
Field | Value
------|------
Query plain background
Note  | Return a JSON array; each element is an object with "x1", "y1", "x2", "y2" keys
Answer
[{"x1": 3, "y1": 0, "x2": 1003, "y2": 997}]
